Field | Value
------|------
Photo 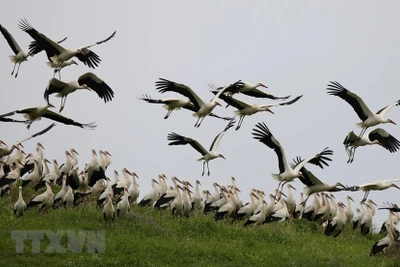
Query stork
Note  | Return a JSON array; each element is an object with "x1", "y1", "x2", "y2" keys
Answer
[
  {"x1": 14, "y1": 186, "x2": 27, "y2": 218},
  {"x1": 0, "y1": 23, "x2": 67, "y2": 78},
  {"x1": 252, "y1": 122, "x2": 333, "y2": 190},
  {"x1": 19, "y1": 18, "x2": 116, "y2": 70},
  {"x1": 103, "y1": 193, "x2": 115, "y2": 228},
  {"x1": 370, "y1": 212, "x2": 396, "y2": 257},
  {"x1": 212, "y1": 81, "x2": 291, "y2": 100},
  {"x1": 167, "y1": 119, "x2": 235, "y2": 176},
  {"x1": 327, "y1": 81, "x2": 399, "y2": 137},
  {"x1": 116, "y1": 187, "x2": 130, "y2": 218},
  {"x1": 0, "y1": 104, "x2": 96, "y2": 129},
  {"x1": 156, "y1": 78, "x2": 243, "y2": 127},
  {"x1": 138, "y1": 94, "x2": 233, "y2": 121},
  {"x1": 211, "y1": 88, "x2": 302, "y2": 130},
  {"x1": 27, "y1": 180, "x2": 54, "y2": 215},
  {"x1": 357, "y1": 179, "x2": 400, "y2": 202},
  {"x1": 343, "y1": 128, "x2": 400, "y2": 163},
  {"x1": 45, "y1": 72, "x2": 115, "y2": 112}
]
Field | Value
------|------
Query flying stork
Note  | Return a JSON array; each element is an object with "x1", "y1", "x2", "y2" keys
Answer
[
  {"x1": 45, "y1": 72, "x2": 115, "y2": 112},
  {"x1": 212, "y1": 81, "x2": 291, "y2": 100},
  {"x1": 327, "y1": 81, "x2": 399, "y2": 137},
  {"x1": 252, "y1": 122, "x2": 333, "y2": 190},
  {"x1": 138, "y1": 95, "x2": 233, "y2": 121},
  {"x1": 156, "y1": 78, "x2": 243, "y2": 127},
  {"x1": 167, "y1": 119, "x2": 235, "y2": 176},
  {"x1": 343, "y1": 128, "x2": 400, "y2": 163},
  {"x1": 211, "y1": 89, "x2": 303, "y2": 130},
  {"x1": 0, "y1": 23, "x2": 67, "y2": 78},
  {"x1": 18, "y1": 18, "x2": 116, "y2": 70},
  {"x1": 356, "y1": 179, "x2": 400, "y2": 202},
  {"x1": 0, "y1": 103, "x2": 96, "y2": 129}
]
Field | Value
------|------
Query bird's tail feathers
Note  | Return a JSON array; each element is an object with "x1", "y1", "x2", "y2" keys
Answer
[
  {"x1": 356, "y1": 122, "x2": 364, "y2": 128},
  {"x1": 9, "y1": 55, "x2": 17, "y2": 63},
  {"x1": 271, "y1": 173, "x2": 280, "y2": 181},
  {"x1": 233, "y1": 110, "x2": 241, "y2": 116}
]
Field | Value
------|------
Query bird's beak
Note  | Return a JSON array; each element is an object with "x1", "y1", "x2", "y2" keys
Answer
[
  {"x1": 348, "y1": 196, "x2": 354, "y2": 202},
  {"x1": 72, "y1": 60, "x2": 78, "y2": 66},
  {"x1": 216, "y1": 102, "x2": 222, "y2": 107},
  {"x1": 393, "y1": 184, "x2": 400, "y2": 190},
  {"x1": 260, "y1": 83, "x2": 268, "y2": 88},
  {"x1": 73, "y1": 149, "x2": 79, "y2": 155},
  {"x1": 220, "y1": 154, "x2": 226, "y2": 160},
  {"x1": 38, "y1": 142, "x2": 45, "y2": 150},
  {"x1": 390, "y1": 119, "x2": 397, "y2": 125},
  {"x1": 267, "y1": 109, "x2": 274, "y2": 114},
  {"x1": 125, "y1": 169, "x2": 132, "y2": 176},
  {"x1": 106, "y1": 151, "x2": 112, "y2": 156}
]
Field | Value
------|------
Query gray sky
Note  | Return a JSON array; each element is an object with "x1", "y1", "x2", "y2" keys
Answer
[{"x1": 1, "y1": 1, "x2": 399, "y2": 228}]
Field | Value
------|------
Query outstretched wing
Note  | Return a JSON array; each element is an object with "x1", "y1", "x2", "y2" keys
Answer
[
  {"x1": 252, "y1": 122, "x2": 287, "y2": 173},
  {"x1": 327, "y1": 81, "x2": 373, "y2": 122},
  {"x1": 0, "y1": 24, "x2": 21, "y2": 55},
  {"x1": 167, "y1": 132, "x2": 208, "y2": 156},
  {"x1": 44, "y1": 78, "x2": 69, "y2": 103},
  {"x1": 41, "y1": 110, "x2": 96, "y2": 129},
  {"x1": 209, "y1": 119, "x2": 235, "y2": 151},
  {"x1": 78, "y1": 72, "x2": 114, "y2": 102},
  {"x1": 368, "y1": 128, "x2": 400, "y2": 153},
  {"x1": 291, "y1": 158, "x2": 322, "y2": 186}
]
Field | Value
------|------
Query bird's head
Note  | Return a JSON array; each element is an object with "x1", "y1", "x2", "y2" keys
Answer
[
  {"x1": 71, "y1": 148, "x2": 79, "y2": 155},
  {"x1": 260, "y1": 105, "x2": 275, "y2": 114},
  {"x1": 337, "y1": 183, "x2": 346, "y2": 189},
  {"x1": 132, "y1": 172, "x2": 139, "y2": 178},
  {"x1": 82, "y1": 84, "x2": 91, "y2": 91},
  {"x1": 196, "y1": 179, "x2": 202, "y2": 186},
  {"x1": 257, "y1": 82, "x2": 268, "y2": 89},
  {"x1": 44, "y1": 158, "x2": 51, "y2": 164},
  {"x1": 367, "y1": 199, "x2": 378, "y2": 207},
  {"x1": 219, "y1": 154, "x2": 226, "y2": 160}
]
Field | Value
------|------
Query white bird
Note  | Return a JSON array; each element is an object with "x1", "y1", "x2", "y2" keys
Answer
[
  {"x1": 344, "y1": 196, "x2": 355, "y2": 224},
  {"x1": 215, "y1": 187, "x2": 236, "y2": 221},
  {"x1": 53, "y1": 175, "x2": 68, "y2": 208},
  {"x1": 14, "y1": 186, "x2": 26, "y2": 218},
  {"x1": 0, "y1": 104, "x2": 96, "y2": 130},
  {"x1": 45, "y1": 72, "x2": 115, "y2": 112},
  {"x1": 167, "y1": 119, "x2": 235, "y2": 176},
  {"x1": 154, "y1": 176, "x2": 182, "y2": 209},
  {"x1": 357, "y1": 179, "x2": 400, "y2": 202},
  {"x1": 293, "y1": 163, "x2": 346, "y2": 206},
  {"x1": 128, "y1": 171, "x2": 140, "y2": 205},
  {"x1": 138, "y1": 179, "x2": 159, "y2": 207},
  {"x1": 103, "y1": 193, "x2": 115, "y2": 228},
  {"x1": 360, "y1": 203, "x2": 374, "y2": 235},
  {"x1": 97, "y1": 177, "x2": 113, "y2": 208},
  {"x1": 203, "y1": 182, "x2": 221, "y2": 213},
  {"x1": 156, "y1": 78, "x2": 242, "y2": 127},
  {"x1": 116, "y1": 187, "x2": 130, "y2": 219},
  {"x1": 284, "y1": 184, "x2": 297, "y2": 218},
  {"x1": 99, "y1": 150, "x2": 112, "y2": 170},
  {"x1": 370, "y1": 212, "x2": 396, "y2": 257},
  {"x1": 139, "y1": 94, "x2": 232, "y2": 121},
  {"x1": 327, "y1": 81, "x2": 399, "y2": 137},
  {"x1": 27, "y1": 180, "x2": 54, "y2": 215},
  {"x1": 235, "y1": 191, "x2": 259, "y2": 220},
  {"x1": 211, "y1": 89, "x2": 302, "y2": 130},
  {"x1": 181, "y1": 186, "x2": 193, "y2": 218},
  {"x1": 191, "y1": 180, "x2": 202, "y2": 210},
  {"x1": 46, "y1": 59, "x2": 78, "y2": 79},
  {"x1": 0, "y1": 23, "x2": 67, "y2": 78},
  {"x1": 343, "y1": 128, "x2": 400, "y2": 163},
  {"x1": 213, "y1": 81, "x2": 291, "y2": 100},
  {"x1": 19, "y1": 18, "x2": 116, "y2": 70},
  {"x1": 324, "y1": 202, "x2": 347, "y2": 238},
  {"x1": 63, "y1": 185, "x2": 74, "y2": 208},
  {"x1": 252, "y1": 122, "x2": 333, "y2": 190}
]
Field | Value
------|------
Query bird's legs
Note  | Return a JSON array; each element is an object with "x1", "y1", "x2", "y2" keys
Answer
[
  {"x1": 361, "y1": 191, "x2": 369, "y2": 203},
  {"x1": 11, "y1": 63, "x2": 17, "y2": 76},
  {"x1": 236, "y1": 115, "x2": 245, "y2": 131},
  {"x1": 201, "y1": 161, "x2": 206, "y2": 176},
  {"x1": 347, "y1": 147, "x2": 356, "y2": 164},
  {"x1": 164, "y1": 109, "x2": 173, "y2": 119},
  {"x1": 358, "y1": 127, "x2": 367, "y2": 138},
  {"x1": 26, "y1": 120, "x2": 34, "y2": 130},
  {"x1": 207, "y1": 161, "x2": 211, "y2": 176},
  {"x1": 59, "y1": 96, "x2": 68, "y2": 113},
  {"x1": 196, "y1": 116, "x2": 206, "y2": 128},
  {"x1": 194, "y1": 117, "x2": 201, "y2": 128},
  {"x1": 14, "y1": 63, "x2": 22, "y2": 78}
]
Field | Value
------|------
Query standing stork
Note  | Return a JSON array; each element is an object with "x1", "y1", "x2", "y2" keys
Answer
[
  {"x1": 343, "y1": 128, "x2": 400, "y2": 163},
  {"x1": 0, "y1": 23, "x2": 67, "y2": 78},
  {"x1": 327, "y1": 81, "x2": 399, "y2": 137},
  {"x1": 0, "y1": 104, "x2": 96, "y2": 130},
  {"x1": 45, "y1": 72, "x2": 115, "y2": 112},
  {"x1": 19, "y1": 18, "x2": 116, "y2": 70},
  {"x1": 14, "y1": 186, "x2": 27, "y2": 218},
  {"x1": 167, "y1": 119, "x2": 235, "y2": 176},
  {"x1": 252, "y1": 122, "x2": 333, "y2": 190},
  {"x1": 156, "y1": 78, "x2": 242, "y2": 127},
  {"x1": 211, "y1": 89, "x2": 302, "y2": 130}
]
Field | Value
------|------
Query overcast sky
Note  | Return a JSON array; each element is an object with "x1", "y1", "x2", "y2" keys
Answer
[{"x1": 1, "y1": 1, "x2": 399, "y2": 228}]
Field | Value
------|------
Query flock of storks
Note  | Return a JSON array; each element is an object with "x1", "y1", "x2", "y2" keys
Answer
[{"x1": 1, "y1": 18, "x2": 400, "y2": 257}]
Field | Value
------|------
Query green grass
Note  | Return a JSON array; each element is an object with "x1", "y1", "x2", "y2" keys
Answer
[{"x1": 1, "y1": 185, "x2": 399, "y2": 267}]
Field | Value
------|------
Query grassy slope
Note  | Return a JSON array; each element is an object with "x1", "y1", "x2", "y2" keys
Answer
[{"x1": 0, "y1": 186, "x2": 399, "y2": 267}]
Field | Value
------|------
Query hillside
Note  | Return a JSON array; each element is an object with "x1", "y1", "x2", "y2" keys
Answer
[{"x1": 0, "y1": 186, "x2": 399, "y2": 267}]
